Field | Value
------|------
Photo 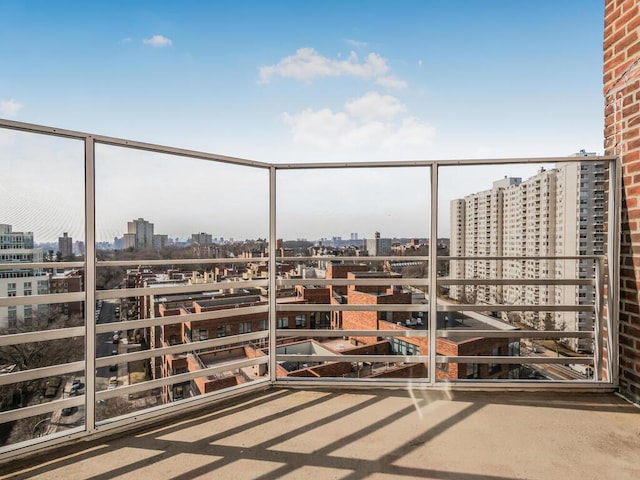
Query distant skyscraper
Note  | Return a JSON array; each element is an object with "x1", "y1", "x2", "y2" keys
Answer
[
  {"x1": 73, "y1": 240, "x2": 85, "y2": 256},
  {"x1": 58, "y1": 232, "x2": 73, "y2": 258},
  {"x1": 0, "y1": 224, "x2": 48, "y2": 329},
  {"x1": 191, "y1": 232, "x2": 213, "y2": 245},
  {"x1": 365, "y1": 231, "x2": 392, "y2": 256},
  {"x1": 350, "y1": 233, "x2": 358, "y2": 241},
  {"x1": 124, "y1": 218, "x2": 154, "y2": 250}
]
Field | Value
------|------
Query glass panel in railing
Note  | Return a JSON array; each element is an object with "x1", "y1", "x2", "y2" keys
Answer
[{"x1": 437, "y1": 158, "x2": 609, "y2": 381}]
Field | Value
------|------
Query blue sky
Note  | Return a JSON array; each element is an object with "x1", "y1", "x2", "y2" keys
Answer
[{"x1": 0, "y1": 1, "x2": 606, "y2": 241}]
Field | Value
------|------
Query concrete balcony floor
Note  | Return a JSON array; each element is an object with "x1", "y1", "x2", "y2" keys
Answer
[{"x1": 2, "y1": 388, "x2": 640, "y2": 480}]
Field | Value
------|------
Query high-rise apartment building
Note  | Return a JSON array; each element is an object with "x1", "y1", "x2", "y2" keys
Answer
[
  {"x1": 124, "y1": 218, "x2": 154, "y2": 250},
  {"x1": 449, "y1": 157, "x2": 604, "y2": 352},
  {"x1": 191, "y1": 232, "x2": 213, "y2": 245},
  {"x1": 58, "y1": 232, "x2": 73, "y2": 259},
  {"x1": 365, "y1": 232, "x2": 392, "y2": 256},
  {"x1": 0, "y1": 224, "x2": 48, "y2": 329}
]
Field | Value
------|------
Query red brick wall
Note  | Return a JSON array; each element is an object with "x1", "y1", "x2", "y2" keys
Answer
[{"x1": 604, "y1": 0, "x2": 640, "y2": 403}]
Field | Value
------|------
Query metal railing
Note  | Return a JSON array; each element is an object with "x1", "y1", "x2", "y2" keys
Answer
[{"x1": 0, "y1": 118, "x2": 620, "y2": 459}]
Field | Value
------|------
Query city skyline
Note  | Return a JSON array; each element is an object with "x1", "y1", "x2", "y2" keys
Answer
[{"x1": 1, "y1": 1, "x2": 604, "y2": 241}]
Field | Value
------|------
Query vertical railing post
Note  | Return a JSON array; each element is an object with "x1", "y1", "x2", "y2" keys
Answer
[
  {"x1": 428, "y1": 163, "x2": 439, "y2": 385},
  {"x1": 268, "y1": 166, "x2": 277, "y2": 383},
  {"x1": 84, "y1": 136, "x2": 97, "y2": 431},
  {"x1": 594, "y1": 257, "x2": 604, "y2": 381},
  {"x1": 607, "y1": 158, "x2": 621, "y2": 386}
]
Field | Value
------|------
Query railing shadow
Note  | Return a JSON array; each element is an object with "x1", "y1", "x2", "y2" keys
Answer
[{"x1": 4, "y1": 388, "x2": 639, "y2": 480}]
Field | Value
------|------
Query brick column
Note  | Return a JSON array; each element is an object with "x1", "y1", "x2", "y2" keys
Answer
[{"x1": 604, "y1": 0, "x2": 640, "y2": 403}]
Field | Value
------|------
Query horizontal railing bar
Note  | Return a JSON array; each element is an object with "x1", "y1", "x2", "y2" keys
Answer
[
  {"x1": 444, "y1": 255, "x2": 605, "y2": 261},
  {"x1": 275, "y1": 329, "x2": 428, "y2": 338},
  {"x1": 0, "y1": 395, "x2": 85, "y2": 424},
  {"x1": 275, "y1": 354, "x2": 594, "y2": 365},
  {"x1": 273, "y1": 329, "x2": 593, "y2": 339},
  {"x1": 273, "y1": 155, "x2": 615, "y2": 170},
  {"x1": 0, "y1": 261, "x2": 84, "y2": 270},
  {"x1": 97, "y1": 257, "x2": 266, "y2": 267},
  {"x1": 0, "y1": 118, "x2": 91, "y2": 139},
  {"x1": 0, "y1": 327, "x2": 85, "y2": 346},
  {"x1": 437, "y1": 356, "x2": 594, "y2": 364},
  {"x1": 95, "y1": 331, "x2": 269, "y2": 367},
  {"x1": 436, "y1": 330, "x2": 594, "y2": 339},
  {"x1": 438, "y1": 304, "x2": 593, "y2": 312},
  {"x1": 0, "y1": 361, "x2": 85, "y2": 386},
  {"x1": 0, "y1": 119, "x2": 272, "y2": 169},
  {"x1": 276, "y1": 378, "x2": 613, "y2": 388},
  {"x1": 0, "y1": 292, "x2": 85, "y2": 307},
  {"x1": 276, "y1": 354, "x2": 429, "y2": 363},
  {"x1": 95, "y1": 279, "x2": 269, "y2": 300},
  {"x1": 276, "y1": 256, "x2": 430, "y2": 262},
  {"x1": 96, "y1": 304, "x2": 270, "y2": 334},
  {"x1": 276, "y1": 304, "x2": 429, "y2": 312},
  {"x1": 278, "y1": 278, "x2": 429, "y2": 287},
  {"x1": 275, "y1": 303, "x2": 593, "y2": 313},
  {"x1": 94, "y1": 137, "x2": 272, "y2": 169},
  {"x1": 96, "y1": 357, "x2": 269, "y2": 401},
  {"x1": 438, "y1": 279, "x2": 595, "y2": 286}
]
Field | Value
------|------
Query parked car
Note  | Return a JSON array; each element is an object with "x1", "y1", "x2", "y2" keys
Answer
[{"x1": 108, "y1": 377, "x2": 118, "y2": 390}]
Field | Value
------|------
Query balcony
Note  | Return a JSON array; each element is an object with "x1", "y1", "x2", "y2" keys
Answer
[
  {"x1": 0, "y1": 119, "x2": 628, "y2": 472},
  {"x1": 3, "y1": 389, "x2": 640, "y2": 480}
]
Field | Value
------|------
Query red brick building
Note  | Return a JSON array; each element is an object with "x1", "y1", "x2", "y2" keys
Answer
[
  {"x1": 48, "y1": 270, "x2": 84, "y2": 318},
  {"x1": 604, "y1": 0, "x2": 640, "y2": 402}
]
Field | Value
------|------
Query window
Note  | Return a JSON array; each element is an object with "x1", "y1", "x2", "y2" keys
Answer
[
  {"x1": 238, "y1": 322, "x2": 252, "y2": 334},
  {"x1": 7, "y1": 283, "x2": 16, "y2": 290},
  {"x1": 295, "y1": 315, "x2": 306, "y2": 327},
  {"x1": 216, "y1": 325, "x2": 231, "y2": 337},
  {"x1": 466, "y1": 363, "x2": 479, "y2": 379},
  {"x1": 277, "y1": 317, "x2": 289, "y2": 328},
  {"x1": 258, "y1": 320, "x2": 267, "y2": 331},
  {"x1": 192, "y1": 328, "x2": 208, "y2": 341},
  {"x1": 488, "y1": 347, "x2": 501, "y2": 374}
]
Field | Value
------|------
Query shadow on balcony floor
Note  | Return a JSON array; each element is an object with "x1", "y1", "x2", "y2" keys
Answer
[{"x1": 2, "y1": 388, "x2": 640, "y2": 480}]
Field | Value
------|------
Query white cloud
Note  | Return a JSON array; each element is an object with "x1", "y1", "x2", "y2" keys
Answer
[
  {"x1": 0, "y1": 98, "x2": 23, "y2": 117},
  {"x1": 143, "y1": 35, "x2": 173, "y2": 47},
  {"x1": 281, "y1": 92, "x2": 435, "y2": 153},
  {"x1": 120, "y1": 37, "x2": 133, "y2": 44},
  {"x1": 345, "y1": 38, "x2": 368, "y2": 47},
  {"x1": 282, "y1": 109, "x2": 352, "y2": 147},
  {"x1": 418, "y1": 59, "x2": 423, "y2": 68},
  {"x1": 345, "y1": 91, "x2": 406, "y2": 120},
  {"x1": 375, "y1": 75, "x2": 408, "y2": 89},
  {"x1": 259, "y1": 48, "x2": 389, "y2": 83}
]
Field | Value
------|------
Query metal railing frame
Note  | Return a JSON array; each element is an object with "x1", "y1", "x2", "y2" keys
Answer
[{"x1": 0, "y1": 118, "x2": 621, "y2": 459}]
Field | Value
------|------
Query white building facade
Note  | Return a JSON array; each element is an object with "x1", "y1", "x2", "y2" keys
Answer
[
  {"x1": 0, "y1": 224, "x2": 48, "y2": 329},
  {"x1": 449, "y1": 158, "x2": 604, "y2": 352}
]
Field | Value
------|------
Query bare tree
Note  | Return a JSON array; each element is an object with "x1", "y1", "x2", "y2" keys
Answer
[{"x1": 0, "y1": 313, "x2": 84, "y2": 445}]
